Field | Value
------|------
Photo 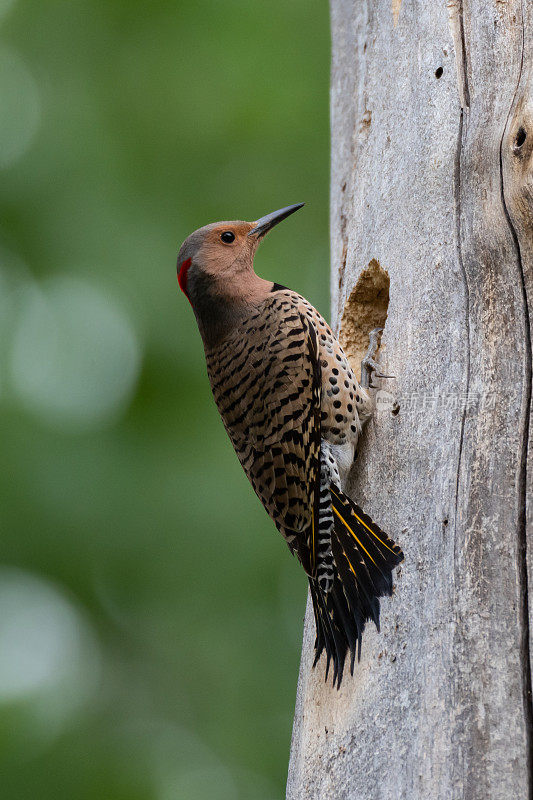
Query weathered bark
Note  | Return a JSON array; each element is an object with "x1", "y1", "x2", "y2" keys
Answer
[{"x1": 287, "y1": 1, "x2": 533, "y2": 798}]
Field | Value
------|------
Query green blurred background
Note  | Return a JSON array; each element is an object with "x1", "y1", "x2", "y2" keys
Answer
[{"x1": 0, "y1": 1, "x2": 330, "y2": 797}]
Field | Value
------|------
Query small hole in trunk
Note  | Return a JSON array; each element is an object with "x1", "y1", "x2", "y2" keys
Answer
[{"x1": 515, "y1": 127, "x2": 526, "y2": 149}]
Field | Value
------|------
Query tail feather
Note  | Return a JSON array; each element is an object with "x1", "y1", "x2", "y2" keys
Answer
[
  {"x1": 310, "y1": 577, "x2": 353, "y2": 687},
  {"x1": 310, "y1": 580, "x2": 342, "y2": 683},
  {"x1": 331, "y1": 526, "x2": 381, "y2": 627},
  {"x1": 330, "y1": 485, "x2": 402, "y2": 596},
  {"x1": 309, "y1": 485, "x2": 403, "y2": 688}
]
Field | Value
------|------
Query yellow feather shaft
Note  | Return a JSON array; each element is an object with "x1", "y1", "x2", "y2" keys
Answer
[
  {"x1": 332, "y1": 505, "x2": 377, "y2": 566},
  {"x1": 330, "y1": 487, "x2": 397, "y2": 556}
]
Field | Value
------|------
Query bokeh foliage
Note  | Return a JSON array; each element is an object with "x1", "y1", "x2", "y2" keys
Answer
[{"x1": 0, "y1": 1, "x2": 330, "y2": 797}]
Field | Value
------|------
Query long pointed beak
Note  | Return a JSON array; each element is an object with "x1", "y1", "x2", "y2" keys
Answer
[{"x1": 248, "y1": 203, "x2": 305, "y2": 237}]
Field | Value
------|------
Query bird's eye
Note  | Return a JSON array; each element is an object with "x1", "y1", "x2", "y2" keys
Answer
[{"x1": 220, "y1": 231, "x2": 235, "y2": 243}]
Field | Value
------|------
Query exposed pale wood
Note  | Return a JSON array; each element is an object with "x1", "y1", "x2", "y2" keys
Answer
[{"x1": 287, "y1": 1, "x2": 533, "y2": 798}]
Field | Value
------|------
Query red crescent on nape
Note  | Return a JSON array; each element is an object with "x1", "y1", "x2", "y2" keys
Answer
[{"x1": 177, "y1": 257, "x2": 192, "y2": 302}]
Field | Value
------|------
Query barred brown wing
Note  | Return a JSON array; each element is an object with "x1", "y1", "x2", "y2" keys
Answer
[{"x1": 205, "y1": 292, "x2": 322, "y2": 573}]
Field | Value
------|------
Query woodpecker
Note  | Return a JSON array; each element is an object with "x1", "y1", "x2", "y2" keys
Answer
[{"x1": 177, "y1": 203, "x2": 403, "y2": 687}]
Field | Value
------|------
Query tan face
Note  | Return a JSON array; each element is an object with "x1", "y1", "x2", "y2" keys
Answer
[
  {"x1": 177, "y1": 204, "x2": 304, "y2": 308},
  {"x1": 177, "y1": 220, "x2": 259, "y2": 304},
  {"x1": 193, "y1": 220, "x2": 257, "y2": 276}
]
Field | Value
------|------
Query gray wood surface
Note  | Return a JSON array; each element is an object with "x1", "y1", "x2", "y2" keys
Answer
[{"x1": 286, "y1": 1, "x2": 533, "y2": 798}]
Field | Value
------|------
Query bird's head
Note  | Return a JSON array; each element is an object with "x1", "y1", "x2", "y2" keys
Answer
[{"x1": 176, "y1": 203, "x2": 304, "y2": 311}]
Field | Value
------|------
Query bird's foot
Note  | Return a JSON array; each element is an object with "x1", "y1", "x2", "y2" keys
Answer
[{"x1": 360, "y1": 327, "x2": 394, "y2": 388}]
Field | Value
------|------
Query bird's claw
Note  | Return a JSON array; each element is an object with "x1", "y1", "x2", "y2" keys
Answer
[
  {"x1": 361, "y1": 359, "x2": 394, "y2": 388},
  {"x1": 360, "y1": 328, "x2": 394, "y2": 388}
]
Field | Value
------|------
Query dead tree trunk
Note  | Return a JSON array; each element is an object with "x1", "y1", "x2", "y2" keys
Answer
[{"x1": 287, "y1": 1, "x2": 533, "y2": 798}]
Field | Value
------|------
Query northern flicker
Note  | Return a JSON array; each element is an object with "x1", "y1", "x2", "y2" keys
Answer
[{"x1": 177, "y1": 203, "x2": 403, "y2": 687}]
